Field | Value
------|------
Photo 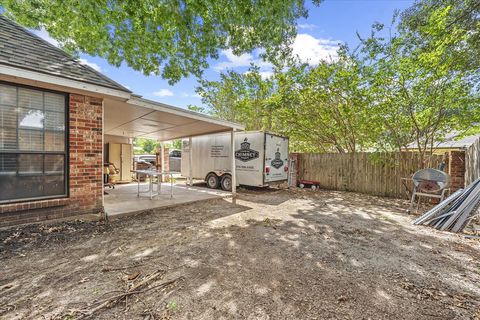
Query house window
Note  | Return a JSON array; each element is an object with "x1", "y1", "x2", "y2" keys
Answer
[{"x1": 0, "y1": 83, "x2": 68, "y2": 203}]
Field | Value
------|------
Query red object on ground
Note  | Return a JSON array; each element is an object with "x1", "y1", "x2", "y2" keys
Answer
[{"x1": 298, "y1": 179, "x2": 320, "y2": 185}]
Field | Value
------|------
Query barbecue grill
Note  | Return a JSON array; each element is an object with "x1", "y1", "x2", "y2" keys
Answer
[{"x1": 408, "y1": 168, "x2": 450, "y2": 213}]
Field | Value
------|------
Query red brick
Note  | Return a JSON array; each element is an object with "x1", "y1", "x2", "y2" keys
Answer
[
  {"x1": 447, "y1": 150, "x2": 466, "y2": 192},
  {"x1": 1, "y1": 94, "x2": 103, "y2": 226}
]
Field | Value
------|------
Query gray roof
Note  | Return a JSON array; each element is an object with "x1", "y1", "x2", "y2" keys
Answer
[
  {"x1": 407, "y1": 132, "x2": 480, "y2": 149},
  {"x1": 0, "y1": 15, "x2": 130, "y2": 93}
]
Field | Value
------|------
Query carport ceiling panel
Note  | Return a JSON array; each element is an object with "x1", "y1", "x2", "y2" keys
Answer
[
  {"x1": 139, "y1": 126, "x2": 199, "y2": 140},
  {"x1": 117, "y1": 118, "x2": 174, "y2": 133},
  {"x1": 166, "y1": 121, "x2": 225, "y2": 133},
  {"x1": 104, "y1": 101, "x2": 154, "y2": 131},
  {"x1": 141, "y1": 111, "x2": 198, "y2": 126},
  {"x1": 140, "y1": 121, "x2": 225, "y2": 139},
  {"x1": 139, "y1": 131, "x2": 182, "y2": 141},
  {"x1": 105, "y1": 128, "x2": 150, "y2": 137},
  {"x1": 141, "y1": 127, "x2": 230, "y2": 141}
]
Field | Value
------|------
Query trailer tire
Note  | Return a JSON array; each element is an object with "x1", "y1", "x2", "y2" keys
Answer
[
  {"x1": 220, "y1": 174, "x2": 232, "y2": 191},
  {"x1": 205, "y1": 173, "x2": 220, "y2": 189}
]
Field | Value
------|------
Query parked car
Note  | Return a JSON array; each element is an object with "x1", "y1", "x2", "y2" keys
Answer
[
  {"x1": 136, "y1": 155, "x2": 156, "y2": 165},
  {"x1": 170, "y1": 150, "x2": 181, "y2": 158}
]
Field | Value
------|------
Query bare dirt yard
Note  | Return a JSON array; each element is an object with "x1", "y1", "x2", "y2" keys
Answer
[{"x1": 1, "y1": 189, "x2": 480, "y2": 319}]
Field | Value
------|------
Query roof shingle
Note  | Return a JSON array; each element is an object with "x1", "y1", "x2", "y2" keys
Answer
[{"x1": 0, "y1": 15, "x2": 130, "y2": 93}]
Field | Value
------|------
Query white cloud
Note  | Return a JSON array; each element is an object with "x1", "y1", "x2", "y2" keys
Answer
[
  {"x1": 181, "y1": 92, "x2": 202, "y2": 99},
  {"x1": 153, "y1": 89, "x2": 174, "y2": 97},
  {"x1": 298, "y1": 23, "x2": 318, "y2": 30},
  {"x1": 291, "y1": 34, "x2": 340, "y2": 65},
  {"x1": 214, "y1": 49, "x2": 272, "y2": 71},
  {"x1": 214, "y1": 34, "x2": 340, "y2": 73},
  {"x1": 32, "y1": 28, "x2": 59, "y2": 47},
  {"x1": 78, "y1": 58, "x2": 102, "y2": 72},
  {"x1": 259, "y1": 71, "x2": 274, "y2": 79},
  {"x1": 245, "y1": 70, "x2": 274, "y2": 80},
  {"x1": 214, "y1": 49, "x2": 255, "y2": 71}
]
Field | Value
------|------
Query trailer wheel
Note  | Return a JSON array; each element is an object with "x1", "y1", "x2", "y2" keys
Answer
[
  {"x1": 206, "y1": 173, "x2": 220, "y2": 189},
  {"x1": 220, "y1": 174, "x2": 232, "y2": 191}
]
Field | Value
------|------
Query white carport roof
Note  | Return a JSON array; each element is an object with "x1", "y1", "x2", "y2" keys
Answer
[{"x1": 104, "y1": 96, "x2": 244, "y2": 141}]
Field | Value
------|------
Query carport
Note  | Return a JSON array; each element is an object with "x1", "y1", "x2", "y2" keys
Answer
[{"x1": 102, "y1": 96, "x2": 244, "y2": 216}]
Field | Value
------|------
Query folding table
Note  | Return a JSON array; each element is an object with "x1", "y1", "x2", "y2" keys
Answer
[{"x1": 132, "y1": 170, "x2": 174, "y2": 200}]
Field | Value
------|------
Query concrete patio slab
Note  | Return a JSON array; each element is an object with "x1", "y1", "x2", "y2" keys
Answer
[{"x1": 104, "y1": 182, "x2": 230, "y2": 217}]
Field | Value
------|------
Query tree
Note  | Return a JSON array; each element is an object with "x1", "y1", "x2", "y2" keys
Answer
[
  {"x1": 134, "y1": 138, "x2": 158, "y2": 154},
  {"x1": 184, "y1": 0, "x2": 480, "y2": 155},
  {"x1": 360, "y1": 5, "x2": 480, "y2": 163},
  {"x1": 196, "y1": 66, "x2": 277, "y2": 131},
  {"x1": 399, "y1": 0, "x2": 480, "y2": 72},
  {"x1": 196, "y1": 53, "x2": 381, "y2": 153},
  {"x1": 169, "y1": 139, "x2": 182, "y2": 150},
  {"x1": 187, "y1": 105, "x2": 207, "y2": 114},
  {"x1": 1, "y1": 0, "x2": 320, "y2": 84},
  {"x1": 275, "y1": 48, "x2": 381, "y2": 153}
]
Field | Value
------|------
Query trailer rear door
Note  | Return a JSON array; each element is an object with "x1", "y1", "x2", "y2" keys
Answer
[
  {"x1": 235, "y1": 131, "x2": 265, "y2": 187},
  {"x1": 264, "y1": 133, "x2": 289, "y2": 183}
]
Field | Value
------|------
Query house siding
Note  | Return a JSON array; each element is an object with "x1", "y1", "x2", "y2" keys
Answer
[{"x1": 0, "y1": 93, "x2": 103, "y2": 227}]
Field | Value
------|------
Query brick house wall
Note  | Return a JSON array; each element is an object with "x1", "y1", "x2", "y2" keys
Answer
[
  {"x1": 446, "y1": 150, "x2": 466, "y2": 192},
  {"x1": 0, "y1": 94, "x2": 104, "y2": 227}
]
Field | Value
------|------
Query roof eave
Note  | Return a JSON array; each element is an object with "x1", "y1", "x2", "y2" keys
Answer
[{"x1": 0, "y1": 63, "x2": 131, "y2": 99}]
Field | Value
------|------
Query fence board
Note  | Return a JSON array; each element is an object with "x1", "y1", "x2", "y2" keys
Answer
[
  {"x1": 297, "y1": 152, "x2": 443, "y2": 198},
  {"x1": 466, "y1": 137, "x2": 480, "y2": 185}
]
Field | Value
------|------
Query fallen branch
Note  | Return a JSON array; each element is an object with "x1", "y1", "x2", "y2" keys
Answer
[
  {"x1": 101, "y1": 263, "x2": 145, "y2": 272},
  {"x1": 73, "y1": 270, "x2": 183, "y2": 319}
]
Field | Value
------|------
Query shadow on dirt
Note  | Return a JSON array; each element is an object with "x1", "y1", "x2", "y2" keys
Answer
[{"x1": 1, "y1": 190, "x2": 479, "y2": 319}]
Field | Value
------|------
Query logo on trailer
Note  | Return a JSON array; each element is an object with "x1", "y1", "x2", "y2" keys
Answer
[
  {"x1": 235, "y1": 138, "x2": 259, "y2": 162},
  {"x1": 270, "y1": 148, "x2": 284, "y2": 169}
]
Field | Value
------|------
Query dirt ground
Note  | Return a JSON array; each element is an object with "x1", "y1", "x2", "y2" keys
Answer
[{"x1": 1, "y1": 189, "x2": 480, "y2": 320}]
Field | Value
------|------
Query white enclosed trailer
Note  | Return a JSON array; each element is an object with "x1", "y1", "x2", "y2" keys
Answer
[{"x1": 181, "y1": 131, "x2": 289, "y2": 190}]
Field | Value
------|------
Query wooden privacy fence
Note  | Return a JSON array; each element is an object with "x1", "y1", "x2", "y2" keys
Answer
[
  {"x1": 466, "y1": 137, "x2": 480, "y2": 185},
  {"x1": 297, "y1": 152, "x2": 444, "y2": 199}
]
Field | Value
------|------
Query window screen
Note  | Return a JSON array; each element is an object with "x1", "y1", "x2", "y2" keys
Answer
[{"x1": 0, "y1": 83, "x2": 68, "y2": 203}]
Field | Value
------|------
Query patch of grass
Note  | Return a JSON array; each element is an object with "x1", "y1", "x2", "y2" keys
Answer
[
  {"x1": 167, "y1": 300, "x2": 178, "y2": 311},
  {"x1": 263, "y1": 217, "x2": 282, "y2": 227},
  {"x1": 379, "y1": 215, "x2": 400, "y2": 225}
]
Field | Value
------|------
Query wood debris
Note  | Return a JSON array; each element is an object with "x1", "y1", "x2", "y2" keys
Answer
[
  {"x1": 69, "y1": 269, "x2": 183, "y2": 319},
  {"x1": 413, "y1": 178, "x2": 480, "y2": 233}
]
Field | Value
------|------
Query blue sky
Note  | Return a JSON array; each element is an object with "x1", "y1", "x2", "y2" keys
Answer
[{"x1": 33, "y1": 0, "x2": 414, "y2": 109}]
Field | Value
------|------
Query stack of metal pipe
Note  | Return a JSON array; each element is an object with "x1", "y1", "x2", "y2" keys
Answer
[{"x1": 412, "y1": 178, "x2": 480, "y2": 233}]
